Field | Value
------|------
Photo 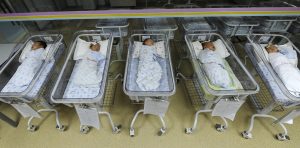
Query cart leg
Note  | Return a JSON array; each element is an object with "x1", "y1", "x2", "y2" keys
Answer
[
  {"x1": 129, "y1": 109, "x2": 144, "y2": 137},
  {"x1": 157, "y1": 116, "x2": 166, "y2": 136},
  {"x1": 99, "y1": 111, "x2": 121, "y2": 134},
  {"x1": 185, "y1": 109, "x2": 212, "y2": 134},
  {"x1": 27, "y1": 109, "x2": 65, "y2": 132},
  {"x1": 242, "y1": 114, "x2": 289, "y2": 141}
]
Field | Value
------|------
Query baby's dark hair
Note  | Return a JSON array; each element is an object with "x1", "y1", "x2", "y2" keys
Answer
[
  {"x1": 265, "y1": 43, "x2": 274, "y2": 49},
  {"x1": 143, "y1": 38, "x2": 153, "y2": 45},
  {"x1": 36, "y1": 41, "x2": 47, "y2": 49}
]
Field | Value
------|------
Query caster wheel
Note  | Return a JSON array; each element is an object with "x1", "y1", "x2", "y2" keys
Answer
[
  {"x1": 113, "y1": 125, "x2": 122, "y2": 134},
  {"x1": 241, "y1": 131, "x2": 253, "y2": 139},
  {"x1": 215, "y1": 124, "x2": 226, "y2": 132},
  {"x1": 185, "y1": 128, "x2": 193, "y2": 134},
  {"x1": 80, "y1": 126, "x2": 90, "y2": 134},
  {"x1": 276, "y1": 133, "x2": 290, "y2": 141},
  {"x1": 158, "y1": 128, "x2": 166, "y2": 136},
  {"x1": 129, "y1": 128, "x2": 135, "y2": 137},
  {"x1": 56, "y1": 125, "x2": 66, "y2": 132},
  {"x1": 27, "y1": 125, "x2": 38, "y2": 132}
]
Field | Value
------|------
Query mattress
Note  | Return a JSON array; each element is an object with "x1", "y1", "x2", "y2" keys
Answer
[
  {"x1": 126, "y1": 58, "x2": 170, "y2": 92},
  {"x1": 63, "y1": 60, "x2": 106, "y2": 99},
  {"x1": 1, "y1": 61, "x2": 54, "y2": 98}
]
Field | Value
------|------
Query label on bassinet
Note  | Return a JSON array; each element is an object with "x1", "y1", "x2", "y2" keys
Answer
[
  {"x1": 259, "y1": 36, "x2": 271, "y2": 43},
  {"x1": 92, "y1": 36, "x2": 101, "y2": 42},
  {"x1": 212, "y1": 99, "x2": 245, "y2": 121},
  {"x1": 144, "y1": 98, "x2": 169, "y2": 117},
  {"x1": 75, "y1": 105, "x2": 100, "y2": 129},
  {"x1": 11, "y1": 103, "x2": 41, "y2": 118},
  {"x1": 197, "y1": 35, "x2": 206, "y2": 41},
  {"x1": 142, "y1": 36, "x2": 151, "y2": 41},
  {"x1": 43, "y1": 37, "x2": 53, "y2": 42}
]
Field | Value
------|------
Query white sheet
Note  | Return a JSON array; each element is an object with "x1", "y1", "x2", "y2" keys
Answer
[
  {"x1": 2, "y1": 48, "x2": 45, "y2": 94},
  {"x1": 269, "y1": 52, "x2": 300, "y2": 97}
]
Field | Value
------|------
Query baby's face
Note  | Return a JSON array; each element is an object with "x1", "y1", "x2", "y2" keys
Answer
[
  {"x1": 202, "y1": 42, "x2": 215, "y2": 51},
  {"x1": 266, "y1": 44, "x2": 278, "y2": 53},
  {"x1": 143, "y1": 39, "x2": 154, "y2": 46},
  {"x1": 31, "y1": 42, "x2": 43, "y2": 50},
  {"x1": 90, "y1": 43, "x2": 101, "y2": 51}
]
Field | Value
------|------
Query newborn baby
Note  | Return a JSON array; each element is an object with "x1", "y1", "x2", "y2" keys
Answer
[
  {"x1": 17, "y1": 41, "x2": 47, "y2": 81},
  {"x1": 87, "y1": 43, "x2": 105, "y2": 62},
  {"x1": 266, "y1": 43, "x2": 300, "y2": 96},
  {"x1": 198, "y1": 41, "x2": 232, "y2": 88},
  {"x1": 136, "y1": 38, "x2": 163, "y2": 91},
  {"x1": 27, "y1": 41, "x2": 47, "y2": 60},
  {"x1": 2, "y1": 41, "x2": 47, "y2": 92},
  {"x1": 72, "y1": 43, "x2": 105, "y2": 86}
]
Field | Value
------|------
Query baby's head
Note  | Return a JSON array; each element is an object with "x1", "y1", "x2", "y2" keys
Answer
[
  {"x1": 90, "y1": 43, "x2": 101, "y2": 51},
  {"x1": 265, "y1": 43, "x2": 278, "y2": 53},
  {"x1": 143, "y1": 38, "x2": 154, "y2": 46},
  {"x1": 202, "y1": 41, "x2": 215, "y2": 51},
  {"x1": 31, "y1": 41, "x2": 47, "y2": 50}
]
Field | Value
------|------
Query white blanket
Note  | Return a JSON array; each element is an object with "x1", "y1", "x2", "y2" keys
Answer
[
  {"x1": 269, "y1": 52, "x2": 300, "y2": 97},
  {"x1": 136, "y1": 45, "x2": 163, "y2": 91},
  {"x1": 198, "y1": 48, "x2": 232, "y2": 88},
  {"x1": 2, "y1": 48, "x2": 45, "y2": 93},
  {"x1": 63, "y1": 51, "x2": 106, "y2": 99},
  {"x1": 72, "y1": 50, "x2": 105, "y2": 86}
]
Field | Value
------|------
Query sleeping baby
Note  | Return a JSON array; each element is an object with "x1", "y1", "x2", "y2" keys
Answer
[
  {"x1": 136, "y1": 38, "x2": 163, "y2": 91},
  {"x1": 198, "y1": 41, "x2": 232, "y2": 88},
  {"x1": 2, "y1": 41, "x2": 47, "y2": 92},
  {"x1": 72, "y1": 43, "x2": 106, "y2": 86},
  {"x1": 266, "y1": 43, "x2": 300, "y2": 96}
]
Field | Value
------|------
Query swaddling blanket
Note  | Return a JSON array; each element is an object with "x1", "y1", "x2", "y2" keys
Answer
[
  {"x1": 269, "y1": 52, "x2": 300, "y2": 97},
  {"x1": 136, "y1": 45, "x2": 163, "y2": 91},
  {"x1": 198, "y1": 48, "x2": 232, "y2": 88},
  {"x1": 72, "y1": 50, "x2": 105, "y2": 86}
]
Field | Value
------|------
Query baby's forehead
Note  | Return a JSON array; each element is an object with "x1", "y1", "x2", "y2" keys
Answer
[{"x1": 145, "y1": 39, "x2": 153, "y2": 42}]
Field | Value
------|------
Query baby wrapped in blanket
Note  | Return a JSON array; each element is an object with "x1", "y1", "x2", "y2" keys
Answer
[
  {"x1": 266, "y1": 44, "x2": 300, "y2": 97},
  {"x1": 72, "y1": 43, "x2": 105, "y2": 86},
  {"x1": 136, "y1": 38, "x2": 163, "y2": 91},
  {"x1": 198, "y1": 42, "x2": 232, "y2": 88},
  {"x1": 2, "y1": 41, "x2": 47, "y2": 92}
]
